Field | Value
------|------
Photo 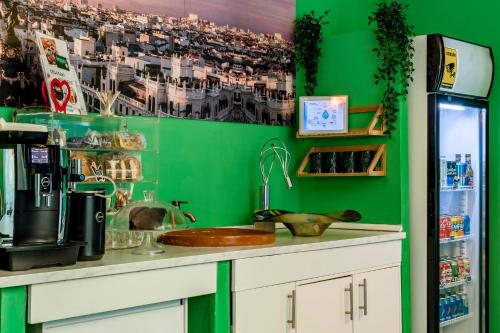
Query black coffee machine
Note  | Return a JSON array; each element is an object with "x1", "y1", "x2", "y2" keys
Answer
[
  {"x1": 0, "y1": 122, "x2": 83, "y2": 270},
  {"x1": 13, "y1": 144, "x2": 62, "y2": 245}
]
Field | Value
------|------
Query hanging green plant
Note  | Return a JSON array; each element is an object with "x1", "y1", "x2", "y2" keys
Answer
[
  {"x1": 369, "y1": 1, "x2": 414, "y2": 136},
  {"x1": 294, "y1": 10, "x2": 330, "y2": 96}
]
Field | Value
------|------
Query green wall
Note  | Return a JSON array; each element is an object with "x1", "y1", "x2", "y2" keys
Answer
[
  {"x1": 157, "y1": 118, "x2": 300, "y2": 226},
  {"x1": 295, "y1": 2, "x2": 412, "y2": 333}
]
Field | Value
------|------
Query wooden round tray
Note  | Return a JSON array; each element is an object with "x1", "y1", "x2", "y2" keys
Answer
[{"x1": 158, "y1": 228, "x2": 275, "y2": 247}]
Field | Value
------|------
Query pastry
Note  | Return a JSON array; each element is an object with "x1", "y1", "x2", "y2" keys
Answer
[{"x1": 112, "y1": 132, "x2": 146, "y2": 150}]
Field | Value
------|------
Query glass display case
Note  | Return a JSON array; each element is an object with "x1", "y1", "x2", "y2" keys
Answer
[{"x1": 15, "y1": 108, "x2": 166, "y2": 249}]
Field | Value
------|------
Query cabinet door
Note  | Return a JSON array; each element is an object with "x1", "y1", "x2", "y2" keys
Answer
[
  {"x1": 295, "y1": 276, "x2": 353, "y2": 333},
  {"x1": 233, "y1": 283, "x2": 295, "y2": 333},
  {"x1": 353, "y1": 266, "x2": 401, "y2": 333},
  {"x1": 41, "y1": 301, "x2": 185, "y2": 333}
]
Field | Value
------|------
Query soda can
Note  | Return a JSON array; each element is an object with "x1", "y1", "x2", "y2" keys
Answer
[
  {"x1": 450, "y1": 258, "x2": 458, "y2": 282},
  {"x1": 457, "y1": 257, "x2": 465, "y2": 280},
  {"x1": 463, "y1": 215, "x2": 471, "y2": 235}
]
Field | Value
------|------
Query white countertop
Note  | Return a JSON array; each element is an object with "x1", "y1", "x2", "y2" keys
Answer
[{"x1": 0, "y1": 228, "x2": 405, "y2": 288}]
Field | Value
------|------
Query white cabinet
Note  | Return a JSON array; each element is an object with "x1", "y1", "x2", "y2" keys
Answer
[
  {"x1": 233, "y1": 283, "x2": 295, "y2": 333},
  {"x1": 296, "y1": 276, "x2": 353, "y2": 333},
  {"x1": 352, "y1": 267, "x2": 401, "y2": 333},
  {"x1": 232, "y1": 240, "x2": 403, "y2": 333},
  {"x1": 233, "y1": 267, "x2": 401, "y2": 333},
  {"x1": 295, "y1": 267, "x2": 401, "y2": 333}
]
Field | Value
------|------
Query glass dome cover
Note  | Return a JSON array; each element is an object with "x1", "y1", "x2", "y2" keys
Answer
[{"x1": 111, "y1": 190, "x2": 187, "y2": 231}]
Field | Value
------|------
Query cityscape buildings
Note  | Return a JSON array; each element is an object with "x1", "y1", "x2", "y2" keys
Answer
[{"x1": 0, "y1": 0, "x2": 296, "y2": 125}]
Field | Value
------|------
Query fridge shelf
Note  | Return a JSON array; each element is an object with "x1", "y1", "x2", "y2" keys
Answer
[
  {"x1": 440, "y1": 278, "x2": 471, "y2": 290},
  {"x1": 440, "y1": 186, "x2": 474, "y2": 192},
  {"x1": 440, "y1": 313, "x2": 473, "y2": 328},
  {"x1": 440, "y1": 235, "x2": 472, "y2": 244}
]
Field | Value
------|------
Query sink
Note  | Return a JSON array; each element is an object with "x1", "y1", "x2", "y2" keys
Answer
[{"x1": 157, "y1": 228, "x2": 275, "y2": 247}]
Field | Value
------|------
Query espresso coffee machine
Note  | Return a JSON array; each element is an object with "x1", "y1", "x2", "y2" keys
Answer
[
  {"x1": 0, "y1": 120, "x2": 82, "y2": 270},
  {"x1": 12, "y1": 144, "x2": 61, "y2": 245}
]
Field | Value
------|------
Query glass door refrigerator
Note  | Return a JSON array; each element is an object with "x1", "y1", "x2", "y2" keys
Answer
[
  {"x1": 409, "y1": 34, "x2": 493, "y2": 333},
  {"x1": 429, "y1": 94, "x2": 488, "y2": 333}
]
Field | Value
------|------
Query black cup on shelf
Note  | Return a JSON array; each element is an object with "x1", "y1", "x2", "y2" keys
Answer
[
  {"x1": 360, "y1": 150, "x2": 373, "y2": 172},
  {"x1": 355, "y1": 150, "x2": 373, "y2": 172},
  {"x1": 321, "y1": 152, "x2": 338, "y2": 174},
  {"x1": 343, "y1": 151, "x2": 356, "y2": 173},
  {"x1": 309, "y1": 153, "x2": 322, "y2": 173}
]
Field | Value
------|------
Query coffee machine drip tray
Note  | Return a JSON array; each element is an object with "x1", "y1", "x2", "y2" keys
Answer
[{"x1": 0, "y1": 242, "x2": 85, "y2": 271}]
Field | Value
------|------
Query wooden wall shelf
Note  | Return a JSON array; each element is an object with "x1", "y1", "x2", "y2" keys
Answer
[
  {"x1": 296, "y1": 105, "x2": 386, "y2": 139},
  {"x1": 297, "y1": 144, "x2": 387, "y2": 177}
]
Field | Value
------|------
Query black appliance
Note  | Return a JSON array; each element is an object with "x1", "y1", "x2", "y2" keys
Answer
[
  {"x1": 66, "y1": 190, "x2": 106, "y2": 261},
  {"x1": 0, "y1": 130, "x2": 84, "y2": 270},
  {"x1": 13, "y1": 144, "x2": 61, "y2": 245}
]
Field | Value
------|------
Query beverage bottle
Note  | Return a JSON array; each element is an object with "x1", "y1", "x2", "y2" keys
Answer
[
  {"x1": 447, "y1": 161, "x2": 457, "y2": 187},
  {"x1": 439, "y1": 297, "x2": 446, "y2": 322},
  {"x1": 463, "y1": 257, "x2": 471, "y2": 279},
  {"x1": 450, "y1": 295, "x2": 458, "y2": 319},
  {"x1": 457, "y1": 216, "x2": 464, "y2": 237},
  {"x1": 455, "y1": 293, "x2": 463, "y2": 316},
  {"x1": 463, "y1": 292, "x2": 469, "y2": 315},
  {"x1": 463, "y1": 215, "x2": 471, "y2": 235},
  {"x1": 440, "y1": 157, "x2": 448, "y2": 188},
  {"x1": 445, "y1": 295, "x2": 452, "y2": 320},
  {"x1": 450, "y1": 257, "x2": 458, "y2": 282},
  {"x1": 465, "y1": 154, "x2": 473, "y2": 187},
  {"x1": 439, "y1": 216, "x2": 446, "y2": 239},
  {"x1": 455, "y1": 154, "x2": 462, "y2": 187},
  {"x1": 457, "y1": 257, "x2": 465, "y2": 280},
  {"x1": 444, "y1": 258, "x2": 452, "y2": 283}
]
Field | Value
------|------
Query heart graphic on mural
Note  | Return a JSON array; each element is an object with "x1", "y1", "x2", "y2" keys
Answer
[{"x1": 49, "y1": 79, "x2": 71, "y2": 113}]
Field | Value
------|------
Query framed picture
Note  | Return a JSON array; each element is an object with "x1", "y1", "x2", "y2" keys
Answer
[{"x1": 298, "y1": 96, "x2": 349, "y2": 136}]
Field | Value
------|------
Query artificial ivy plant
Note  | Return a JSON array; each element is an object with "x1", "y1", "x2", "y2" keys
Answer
[
  {"x1": 369, "y1": 1, "x2": 414, "y2": 136},
  {"x1": 294, "y1": 10, "x2": 330, "y2": 96}
]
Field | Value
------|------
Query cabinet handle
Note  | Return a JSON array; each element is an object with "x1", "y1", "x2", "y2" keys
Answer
[
  {"x1": 287, "y1": 290, "x2": 296, "y2": 329},
  {"x1": 345, "y1": 283, "x2": 354, "y2": 320},
  {"x1": 359, "y1": 278, "x2": 368, "y2": 316}
]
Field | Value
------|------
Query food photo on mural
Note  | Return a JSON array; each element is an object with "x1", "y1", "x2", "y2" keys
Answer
[{"x1": 0, "y1": 0, "x2": 296, "y2": 125}]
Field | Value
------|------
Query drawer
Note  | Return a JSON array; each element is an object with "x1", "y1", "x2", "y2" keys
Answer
[
  {"x1": 38, "y1": 301, "x2": 185, "y2": 333},
  {"x1": 232, "y1": 240, "x2": 401, "y2": 291},
  {"x1": 28, "y1": 263, "x2": 216, "y2": 323}
]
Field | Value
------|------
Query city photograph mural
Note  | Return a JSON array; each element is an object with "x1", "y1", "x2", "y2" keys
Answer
[{"x1": 0, "y1": 0, "x2": 296, "y2": 125}]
